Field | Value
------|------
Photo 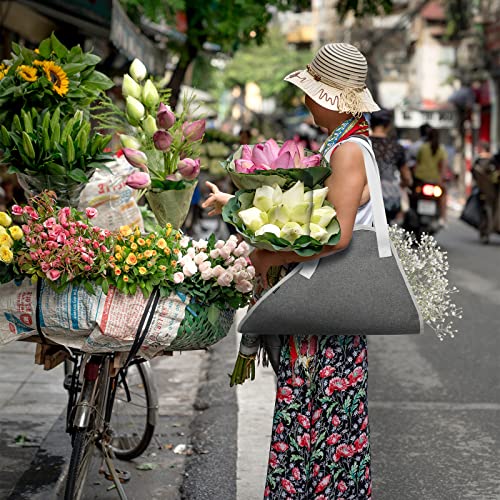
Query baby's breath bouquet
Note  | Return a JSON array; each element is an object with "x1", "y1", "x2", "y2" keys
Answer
[{"x1": 388, "y1": 226, "x2": 462, "y2": 340}]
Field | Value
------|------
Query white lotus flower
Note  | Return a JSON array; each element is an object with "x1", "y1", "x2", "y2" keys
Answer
[
  {"x1": 272, "y1": 184, "x2": 283, "y2": 204},
  {"x1": 280, "y1": 221, "x2": 305, "y2": 243},
  {"x1": 304, "y1": 186, "x2": 329, "y2": 209},
  {"x1": 253, "y1": 185, "x2": 275, "y2": 212},
  {"x1": 282, "y1": 181, "x2": 305, "y2": 209},
  {"x1": 268, "y1": 204, "x2": 290, "y2": 228},
  {"x1": 255, "y1": 224, "x2": 281, "y2": 238},
  {"x1": 311, "y1": 206, "x2": 336, "y2": 228},
  {"x1": 289, "y1": 202, "x2": 313, "y2": 225},
  {"x1": 238, "y1": 207, "x2": 268, "y2": 232},
  {"x1": 309, "y1": 223, "x2": 329, "y2": 243}
]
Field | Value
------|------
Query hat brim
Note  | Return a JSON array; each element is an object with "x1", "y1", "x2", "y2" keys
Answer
[{"x1": 284, "y1": 69, "x2": 380, "y2": 114}]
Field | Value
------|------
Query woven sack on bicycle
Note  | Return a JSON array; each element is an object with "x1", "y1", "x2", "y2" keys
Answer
[{"x1": 169, "y1": 301, "x2": 236, "y2": 351}]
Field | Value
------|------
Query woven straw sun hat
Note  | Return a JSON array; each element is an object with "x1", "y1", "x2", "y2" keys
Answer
[{"x1": 284, "y1": 43, "x2": 380, "y2": 116}]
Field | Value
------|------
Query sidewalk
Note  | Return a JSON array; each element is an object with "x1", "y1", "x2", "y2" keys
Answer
[{"x1": 0, "y1": 341, "x2": 67, "y2": 498}]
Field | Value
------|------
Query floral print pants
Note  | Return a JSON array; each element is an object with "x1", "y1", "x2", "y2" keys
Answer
[{"x1": 264, "y1": 335, "x2": 371, "y2": 500}]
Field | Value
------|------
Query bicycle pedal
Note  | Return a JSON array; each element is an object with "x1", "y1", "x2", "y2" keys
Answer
[{"x1": 99, "y1": 467, "x2": 131, "y2": 483}]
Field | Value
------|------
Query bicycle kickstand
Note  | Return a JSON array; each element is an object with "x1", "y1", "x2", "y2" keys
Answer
[{"x1": 101, "y1": 443, "x2": 128, "y2": 500}]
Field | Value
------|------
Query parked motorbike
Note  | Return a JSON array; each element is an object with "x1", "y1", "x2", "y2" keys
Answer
[{"x1": 403, "y1": 180, "x2": 443, "y2": 237}]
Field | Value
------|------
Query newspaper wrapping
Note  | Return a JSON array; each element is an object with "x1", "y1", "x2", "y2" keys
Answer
[
  {"x1": 0, "y1": 281, "x2": 188, "y2": 355},
  {"x1": 78, "y1": 156, "x2": 144, "y2": 232}
]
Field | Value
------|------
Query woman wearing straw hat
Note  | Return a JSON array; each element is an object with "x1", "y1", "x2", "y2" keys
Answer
[{"x1": 203, "y1": 43, "x2": 379, "y2": 499}]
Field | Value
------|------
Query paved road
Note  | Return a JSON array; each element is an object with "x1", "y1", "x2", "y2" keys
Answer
[{"x1": 182, "y1": 218, "x2": 500, "y2": 500}]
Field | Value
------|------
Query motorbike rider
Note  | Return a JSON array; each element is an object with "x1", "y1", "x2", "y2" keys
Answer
[
  {"x1": 472, "y1": 142, "x2": 500, "y2": 243},
  {"x1": 414, "y1": 127, "x2": 448, "y2": 227}
]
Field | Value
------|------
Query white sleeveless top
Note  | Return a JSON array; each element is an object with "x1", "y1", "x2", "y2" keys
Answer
[{"x1": 321, "y1": 137, "x2": 374, "y2": 226}]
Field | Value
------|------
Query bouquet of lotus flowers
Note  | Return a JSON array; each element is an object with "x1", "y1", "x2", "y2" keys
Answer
[
  {"x1": 223, "y1": 138, "x2": 330, "y2": 191},
  {"x1": 223, "y1": 180, "x2": 341, "y2": 256},
  {"x1": 119, "y1": 59, "x2": 205, "y2": 228}
]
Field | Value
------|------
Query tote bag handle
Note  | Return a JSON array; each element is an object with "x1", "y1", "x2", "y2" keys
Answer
[{"x1": 300, "y1": 137, "x2": 391, "y2": 280}]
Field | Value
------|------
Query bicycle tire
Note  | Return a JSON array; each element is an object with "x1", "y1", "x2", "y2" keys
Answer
[
  {"x1": 111, "y1": 361, "x2": 156, "y2": 461},
  {"x1": 64, "y1": 382, "x2": 97, "y2": 500}
]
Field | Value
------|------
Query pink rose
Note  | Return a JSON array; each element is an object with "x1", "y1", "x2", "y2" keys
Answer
[
  {"x1": 86, "y1": 207, "x2": 98, "y2": 219},
  {"x1": 173, "y1": 272, "x2": 185, "y2": 284},
  {"x1": 11, "y1": 205, "x2": 23, "y2": 215},
  {"x1": 235, "y1": 280, "x2": 253, "y2": 293},
  {"x1": 198, "y1": 261, "x2": 211, "y2": 273},
  {"x1": 200, "y1": 270, "x2": 213, "y2": 280},
  {"x1": 46, "y1": 269, "x2": 61, "y2": 281},
  {"x1": 217, "y1": 270, "x2": 233, "y2": 287}
]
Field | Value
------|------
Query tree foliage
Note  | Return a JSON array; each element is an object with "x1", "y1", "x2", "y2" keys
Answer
[
  {"x1": 223, "y1": 29, "x2": 312, "y2": 108},
  {"x1": 336, "y1": 0, "x2": 394, "y2": 20}
]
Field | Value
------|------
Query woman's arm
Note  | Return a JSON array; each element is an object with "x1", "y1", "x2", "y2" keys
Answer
[
  {"x1": 251, "y1": 142, "x2": 367, "y2": 285},
  {"x1": 201, "y1": 181, "x2": 234, "y2": 215}
]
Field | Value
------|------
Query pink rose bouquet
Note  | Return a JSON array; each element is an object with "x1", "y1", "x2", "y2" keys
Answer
[{"x1": 15, "y1": 191, "x2": 113, "y2": 293}]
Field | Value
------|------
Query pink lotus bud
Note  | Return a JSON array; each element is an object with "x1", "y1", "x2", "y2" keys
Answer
[
  {"x1": 177, "y1": 158, "x2": 200, "y2": 180},
  {"x1": 126, "y1": 171, "x2": 151, "y2": 189},
  {"x1": 235, "y1": 159, "x2": 256, "y2": 173},
  {"x1": 156, "y1": 102, "x2": 176, "y2": 130},
  {"x1": 182, "y1": 119, "x2": 205, "y2": 142},
  {"x1": 153, "y1": 130, "x2": 173, "y2": 151},
  {"x1": 11, "y1": 205, "x2": 23, "y2": 216},
  {"x1": 123, "y1": 148, "x2": 148, "y2": 169},
  {"x1": 301, "y1": 154, "x2": 322, "y2": 167},
  {"x1": 86, "y1": 207, "x2": 98, "y2": 219},
  {"x1": 46, "y1": 269, "x2": 61, "y2": 281},
  {"x1": 241, "y1": 145, "x2": 252, "y2": 161}
]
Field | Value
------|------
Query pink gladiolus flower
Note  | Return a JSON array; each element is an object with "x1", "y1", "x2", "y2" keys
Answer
[
  {"x1": 173, "y1": 272, "x2": 184, "y2": 284},
  {"x1": 123, "y1": 148, "x2": 148, "y2": 169},
  {"x1": 182, "y1": 119, "x2": 205, "y2": 142},
  {"x1": 126, "y1": 171, "x2": 151, "y2": 189},
  {"x1": 11, "y1": 205, "x2": 23, "y2": 215},
  {"x1": 156, "y1": 102, "x2": 176, "y2": 130},
  {"x1": 153, "y1": 130, "x2": 173, "y2": 151},
  {"x1": 177, "y1": 158, "x2": 200, "y2": 180},
  {"x1": 46, "y1": 269, "x2": 61, "y2": 281},
  {"x1": 86, "y1": 207, "x2": 98, "y2": 219}
]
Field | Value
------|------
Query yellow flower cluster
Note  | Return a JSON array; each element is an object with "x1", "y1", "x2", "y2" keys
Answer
[
  {"x1": 33, "y1": 60, "x2": 69, "y2": 96},
  {"x1": 109, "y1": 225, "x2": 181, "y2": 296},
  {"x1": 17, "y1": 65, "x2": 38, "y2": 82},
  {"x1": 0, "y1": 63, "x2": 9, "y2": 80},
  {"x1": 0, "y1": 212, "x2": 23, "y2": 264}
]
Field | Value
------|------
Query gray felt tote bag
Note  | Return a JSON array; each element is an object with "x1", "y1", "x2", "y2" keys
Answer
[{"x1": 238, "y1": 136, "x2": 424, "y2": 337}]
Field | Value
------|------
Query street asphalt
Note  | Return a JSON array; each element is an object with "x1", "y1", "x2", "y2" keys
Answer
[{"x1": 0, "y1": 216, "x2": 499, "y2": 499}]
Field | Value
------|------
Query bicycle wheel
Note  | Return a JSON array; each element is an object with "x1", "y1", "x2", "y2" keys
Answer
[
  {"x1": 64, "y1": 380, "x2": 97, "y2": 500},
  {"x1": 110, "y1": 360, "x2": 157, "y2": 460}
]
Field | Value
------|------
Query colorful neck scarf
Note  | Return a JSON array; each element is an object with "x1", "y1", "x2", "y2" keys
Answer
[{"x1": 322, "y1": 116, "x2": 370, "y2": 157}]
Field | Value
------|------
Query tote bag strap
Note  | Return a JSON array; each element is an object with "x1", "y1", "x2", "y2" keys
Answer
[
  {"x1": 299, "y1": 136, "x2": 391, "y2": 280},
  {"x1": 344, "y1": 136, "x2": 392, "y2": 258}
]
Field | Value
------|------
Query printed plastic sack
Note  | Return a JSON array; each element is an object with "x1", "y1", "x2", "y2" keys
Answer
[
  {"x1": 0, "y1": 280, "x2": 37, "y2": 345},
  {"x1": 78, "y1": 155, "x2": 144, "y2": 231},
  {"x1": 84, "y1": 287, "x2": 189, "y2": 357}
]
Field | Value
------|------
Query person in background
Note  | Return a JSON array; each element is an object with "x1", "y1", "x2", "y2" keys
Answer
[
  {"x1": 407, "y1": 122, "x2": 432, "y2": 168},
  {"x1": 370, "y1": 109, "x2": 412, "y2": 223},
  {"x1": 472, "y1": 142, "x2": 500, "y2": 243},
  {"x1": 414, "y1": 127, "x2": 448, "y2": 226}
]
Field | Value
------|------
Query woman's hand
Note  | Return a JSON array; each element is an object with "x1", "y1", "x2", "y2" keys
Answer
[
  {"x1": 250, "y1": 249, "x2": 280, "y2": 289},
  {"x1": 201, "y1": 181, "x2": 234, "y2": 216}
]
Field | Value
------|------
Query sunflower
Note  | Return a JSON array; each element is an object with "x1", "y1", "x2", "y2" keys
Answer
[
  {"x1": 17, "y1": 65, "x2": 38, "y2": 82},
  {"x1": 35, "y1": 60, "x2": 69, "y2": 96}
]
